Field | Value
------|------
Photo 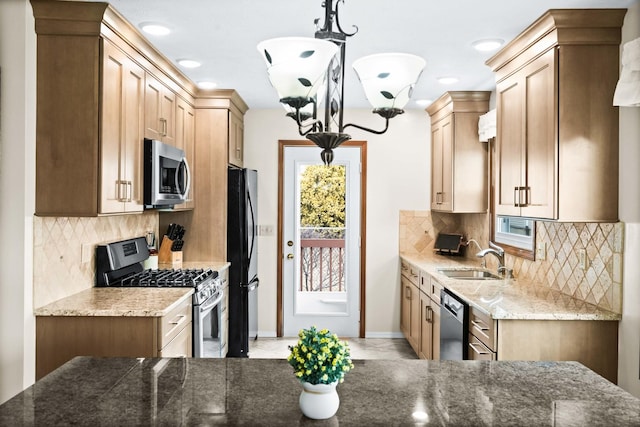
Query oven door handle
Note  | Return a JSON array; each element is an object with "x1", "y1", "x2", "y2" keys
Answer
[{"x1": 199, "y1": 293, "x2": 223, "y2": 314}]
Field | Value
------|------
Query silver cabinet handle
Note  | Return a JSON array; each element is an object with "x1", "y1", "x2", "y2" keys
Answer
[
  {"x1": 471, "y1": 319, "x2": 489, "y2": 331},
  {"x1": 117, "y1": 180, "x2": 128, "y2": 202},
  {"x1": 126, "y1": 181, "x2": 132, "y2": 202},
  {"x1": 469, "y1": 342, "x2": 490, "y2": 355},
  {"x1": 160, "y1": 118, "x2": 167, "y2": 136},
  {"x1": 170, "y1": 314, "x2": 187, "y2": 326}
]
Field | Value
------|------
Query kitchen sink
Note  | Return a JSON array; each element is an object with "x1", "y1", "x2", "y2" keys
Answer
[{"x1": 436, "y1": 268, "x2": 503, "y2": 280}]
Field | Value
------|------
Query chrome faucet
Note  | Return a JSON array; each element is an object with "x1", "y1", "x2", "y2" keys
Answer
[{"x1": 476, "y1": 242, "x2": 512, "y2": 278}]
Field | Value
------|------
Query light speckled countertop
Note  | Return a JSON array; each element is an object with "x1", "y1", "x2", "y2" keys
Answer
[
  {"x1": 1, "y1": 357, "x2": 639, "y2": 426},
  {"x1": 34, "y1": 260, "x2": 229, "y2": 317},
  {"x1": 33, "y1": 287, "x2": 193, "y2": 317},
  {"x1": 401, "y1": 253, "x2": 620, "y2": 321}
]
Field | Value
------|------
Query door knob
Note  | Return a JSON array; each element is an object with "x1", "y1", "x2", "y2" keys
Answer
[
  {"x1": 287, "y1": 241, "x2": 293, "y2": 247},
  {"x1": 287, "y1": 253, "x2": 294, "y2": 259}
]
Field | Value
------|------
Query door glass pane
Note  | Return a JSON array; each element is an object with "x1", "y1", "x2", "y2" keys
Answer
[{"x1": 295, "y1": 164, "x2": 347, "y2": 315}]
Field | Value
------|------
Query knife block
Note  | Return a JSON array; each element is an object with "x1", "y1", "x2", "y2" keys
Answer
[{"x1": 158, "y1": 236, "x2": 182, "y2": 268}]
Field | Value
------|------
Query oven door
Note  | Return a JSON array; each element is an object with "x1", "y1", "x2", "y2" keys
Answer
[{"x1": 193, "y1": 291, "x2": 224, "y2": 358}]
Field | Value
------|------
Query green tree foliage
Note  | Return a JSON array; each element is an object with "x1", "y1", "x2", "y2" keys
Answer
[{"x1": 299, "y1": 165, "x2": 346, "y2": 228}]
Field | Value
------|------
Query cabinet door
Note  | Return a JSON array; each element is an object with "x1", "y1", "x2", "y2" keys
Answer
[
  {"x1": 521, "y1": 49, "x2": 556, "y2": 219},
  {"x1": 419, "y1": 291, "x2": 432, "y2": 359},
  {"x1": 173, "y1": 98, "x2": 195, "y2": 210},
  {"x1": 430, "y1": 115, "x2": 453, "y2": 211},
  {"x1": 409, "y1": 282, "x2": 421, "y2": 353},
  {"x1": 496, "y1": 49, "x2": 556, "y2": 219},
  {"x1": 144, "y1": 73, "x2": 176, "y2": 145},
  {"x1": 430, "y1": 297, "x2": 441, "y2": 360},
  {"x1": 100, "y1": 40, "x2": 144, "y2": 214},
  {"x1": 400, "y1": 276, "x2": 412, "y2": 339},
  {"x1": 228, "y1": 111, "x2": 244, "y2": 167},
  {"x1": 496, "y1": 75, "x2": 524, "y2": 216}
]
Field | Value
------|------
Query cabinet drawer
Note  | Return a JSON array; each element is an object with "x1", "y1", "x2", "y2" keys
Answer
[
  {"x1": 159, "y1": 297, "x2": 192, "y2": 349},
  {"x1": 400, "y1": 260, "x2": 419, "y2": 286},
  {"x1": 159, "y1": 323, "x2": 192, "y2": 357},
  {"x1": 468, "y1": 333, "x2": 496, "y2": 361},
  {"x1": 468, "y1": 305, "x2": 497, "y2": 352}
]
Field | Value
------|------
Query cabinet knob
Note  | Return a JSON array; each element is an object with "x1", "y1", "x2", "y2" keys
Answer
[{"x1": 287, "y1": 253, "x2": 294, "y2": 260}]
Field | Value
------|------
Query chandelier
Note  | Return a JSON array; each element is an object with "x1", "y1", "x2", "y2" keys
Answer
[{"x1": 257, "y1": 0, "x2": 426, "y2": 165}]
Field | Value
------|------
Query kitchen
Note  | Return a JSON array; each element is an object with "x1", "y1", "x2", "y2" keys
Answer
[{"x1": 1, "y1": 0, "x2": 640, "y2": 421}]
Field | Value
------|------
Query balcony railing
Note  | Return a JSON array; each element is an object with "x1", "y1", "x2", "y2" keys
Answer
[{"x1": 299, "y1": 227, "x2": 345, "y2": 292}]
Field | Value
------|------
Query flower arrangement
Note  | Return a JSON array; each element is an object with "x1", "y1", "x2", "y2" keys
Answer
[{"x1": 287, "y1": 326, "x2": 354, "y2": 385}]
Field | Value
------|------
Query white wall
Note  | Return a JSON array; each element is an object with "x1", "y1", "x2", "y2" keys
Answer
[
  {"x1": 617, "y1": 0, "x2": 640, "y2": 397},
  {"x1": 243, "y1": 109, "x2": 430, "y2": 337},
  {"x1": 0, "y1": 0, "x2": 36, "y2": 404}
]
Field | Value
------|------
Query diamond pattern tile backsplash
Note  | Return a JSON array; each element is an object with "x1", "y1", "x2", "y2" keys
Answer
[
  {"x1": 399, "y1": 210, "x2": 623, "y2": 314},
  {"x1": 33, "y1": 212, "x2": 158, "y2": 309}
]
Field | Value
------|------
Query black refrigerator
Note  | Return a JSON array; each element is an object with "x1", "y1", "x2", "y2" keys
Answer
[{"x1": 227, "y1": 167, "x2": 259, "y2": 357}]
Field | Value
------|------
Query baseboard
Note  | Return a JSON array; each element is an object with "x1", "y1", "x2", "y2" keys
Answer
[
  {"x1": 254, "y1": 331, "x2": 405, "y2": 339},
  {"x1": 364, "y1": 332, "x2": 405, "y2": 339},
  {"x1": 256, "y1": 331, "x2": 278, "y2": 338}
]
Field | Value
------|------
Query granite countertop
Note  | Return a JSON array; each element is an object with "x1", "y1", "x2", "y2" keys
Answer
[
  {"x1": 401, "y1": 254, "x2": 621, "y2": 321},
  {"x1": 34, "y1": 260, "x2": 230, "y2": 317},
  {"x1": 178, "y1": 261, "x2": 230, "y2": 271},
  {"x1": 33, "y1": 287, "x2": 193, "y2": 317},
  {"x1": 1, "y1": 357, "x2": 639, "y2": 426}
]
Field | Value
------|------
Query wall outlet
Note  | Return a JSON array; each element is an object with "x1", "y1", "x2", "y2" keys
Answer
[
  {"x1": 578, "y1": 248, "x2": 589, "y2": 270},
  {"x1": 536, "y1": 242, "x2": 546, "y2": 260},
  {"x1": 81, "y1": 243, "x2": 93, "y2": 264}
]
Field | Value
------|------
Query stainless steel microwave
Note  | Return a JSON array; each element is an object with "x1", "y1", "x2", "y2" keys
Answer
[{"x1": 143, "y1": 138, "x2": 191, "y2": 208}]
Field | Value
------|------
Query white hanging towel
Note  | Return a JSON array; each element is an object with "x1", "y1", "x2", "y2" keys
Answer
[
  {"x1": 478, "y1": 109, "x2": 496, "y2": 142},
  {"x1": 613, "y1": 36, "x2": 640, "y2": 107}
]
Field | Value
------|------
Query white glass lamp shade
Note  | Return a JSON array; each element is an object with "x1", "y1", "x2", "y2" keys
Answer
[
  {"x1": 352, "y1": 53, "x2": 426, "y2": 110},
  {"x1": 257, "y1": 37, "x2": 339, "y2": 102}
]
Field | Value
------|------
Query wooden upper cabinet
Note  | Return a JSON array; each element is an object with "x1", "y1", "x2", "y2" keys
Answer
[
  {"x1": 495, "y1": 50, "x2": 555, "y2": 218},
  {"x1": 487, "y1": 9, "x2": 625, "y2": 221},
  {"x1": 145, "y1": 73, "x2": 176, "y2": 146},
  {"x1": 426, "y1": 91, "x2": 490, "y2": 213},
  {"x1": 100, "y1": 40, "x2": 145, "y2": 214},
  {"x1": 228, "y1": 110, "x2": 245, "y2": 167},
  {"x1": 30, "y1": 0, "x2": 199, "y2": 216},
  {"x1": 173, "y1": 97, "x2": 196, "y2": 211}
]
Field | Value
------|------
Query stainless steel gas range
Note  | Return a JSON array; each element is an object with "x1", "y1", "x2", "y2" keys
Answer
[{"x1": 96, "y1": 236, "x2": 226, "y2": 358}]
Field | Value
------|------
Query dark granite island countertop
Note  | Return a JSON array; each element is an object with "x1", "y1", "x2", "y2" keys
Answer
[{"x1": 1, "y1": 357, "x2": 639, "y2": 426}]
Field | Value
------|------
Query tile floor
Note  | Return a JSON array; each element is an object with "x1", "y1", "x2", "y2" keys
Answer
[{"x1": 248, "y1": 337, "x2": 418, "y2": 360}]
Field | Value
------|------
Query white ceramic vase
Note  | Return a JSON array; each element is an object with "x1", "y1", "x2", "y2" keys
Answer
[{"x1": 299, "y1": 381, "x2": 340, "y2": 419}]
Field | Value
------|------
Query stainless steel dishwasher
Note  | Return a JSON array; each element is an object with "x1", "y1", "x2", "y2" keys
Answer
[{"x1": 440, "y1": 288, "x2": 469, "y2": 360}]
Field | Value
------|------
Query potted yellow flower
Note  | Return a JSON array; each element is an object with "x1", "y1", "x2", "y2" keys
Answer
[{"x1": 287, "y1": 326, "x2": 354, "y2": 419}]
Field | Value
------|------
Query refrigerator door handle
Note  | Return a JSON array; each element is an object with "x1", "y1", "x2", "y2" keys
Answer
[
  {"x1": 247, "y1": 188, "x2": 257, "y2": 265},
  {"x1": 244, "y1": 277, "x2": 259, "y2": 291}
]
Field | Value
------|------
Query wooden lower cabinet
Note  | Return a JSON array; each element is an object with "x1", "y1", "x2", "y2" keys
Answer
[
  {"x1": 496, "y1": 319, "x2": 618, "y2": 384},
  {"x1": 468, "y1": 304, "x2": 618, "y2": 383},
  {"x1": 36, "y1": 299, "x2": 192, "y2": 379}
]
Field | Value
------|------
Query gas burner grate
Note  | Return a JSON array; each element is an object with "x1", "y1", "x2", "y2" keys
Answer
[{"x1": 121, "y1": 268, "x2": 217, "y2": 288}]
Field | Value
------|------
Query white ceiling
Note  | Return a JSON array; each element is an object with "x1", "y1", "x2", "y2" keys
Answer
[{"x1": 88, "y1": 0, "x2": 636, "y2": 109}]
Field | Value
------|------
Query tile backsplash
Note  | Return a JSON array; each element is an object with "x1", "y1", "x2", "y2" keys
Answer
[
  {"x1": 33, "y1": 212, "x2": 158, "y2": 308},
  {"x1": 399, "y1": 210, "x2": 623, "y2": 314}
]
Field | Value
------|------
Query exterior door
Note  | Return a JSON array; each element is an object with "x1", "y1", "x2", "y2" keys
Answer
[{"x1": 282, "y1": 145, "x2": 361, "y2": 337}]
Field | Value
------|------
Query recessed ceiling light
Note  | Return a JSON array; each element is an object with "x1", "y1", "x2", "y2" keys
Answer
[
  {"x1": 197, "y1": 81, "x2": 217, "y2": 90},
  {"x1": 177, "y1": 59, "x2": 201, "y2": 68},
  {"x1": 415, "y1": 99, "x2": 432, "y2": 107},
  {"x1": 472, "y1": 38, "x2": 504, "y2": 52},
  {"x1": 437, "y1": 76, "x2": 458, "y2": 85},
  {"x1": 139, "y1": 22, "x2": 170, "y2": 36}
]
